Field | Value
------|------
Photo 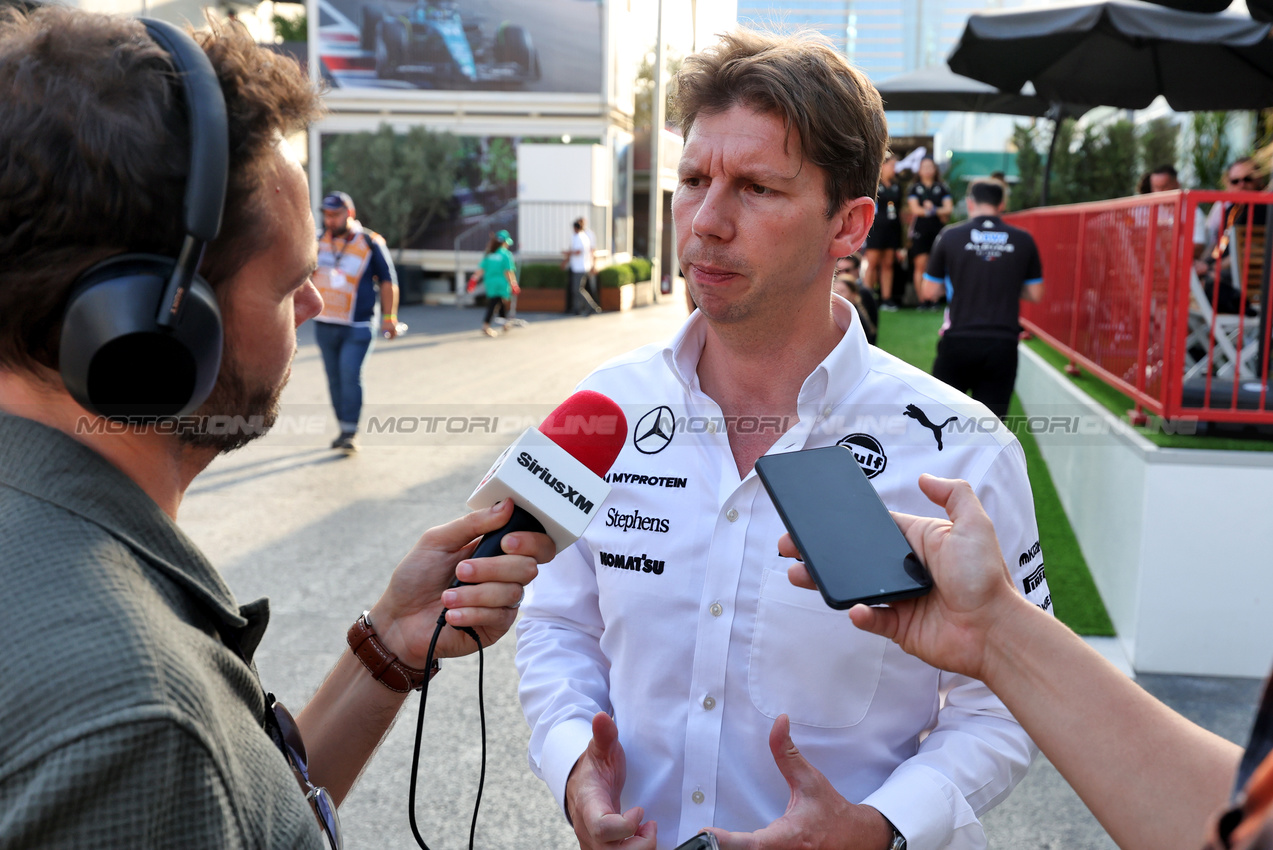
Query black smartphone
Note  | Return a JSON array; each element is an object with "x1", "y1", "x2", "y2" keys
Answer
[
  {"x1": 674, "y1": 833, "x2": 720, "y2": 850},
  {"x1": 755, "y1": 445, "x2": 932, "y2": 610}
]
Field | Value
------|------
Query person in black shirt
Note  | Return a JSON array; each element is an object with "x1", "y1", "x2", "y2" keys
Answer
[
  {"x1": 907, "y1": 156, "x2": 953, "y2": 311},
  {"x1": 864, "y1": 153, "x2": 903, "y2": 310},
  {"x1": 925, "y1": 180, "x2": 1044, "y2": 419}
]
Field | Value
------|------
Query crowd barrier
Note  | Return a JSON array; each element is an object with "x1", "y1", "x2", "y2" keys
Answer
[{"x1": 1006, "y1": 190, "x2": 1273, "y2": 426}]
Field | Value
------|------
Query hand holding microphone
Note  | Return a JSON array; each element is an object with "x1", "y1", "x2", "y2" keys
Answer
[
  {"x1": 394, "y1": 390, "x2": 627, "y2": 850},
  {"x1": 457, "y1": 389, "x2": 628, "y2": 582},
  {"x1": 367, "y1": 499, "x2": 553, "y2": 666},
  {"x1": 370, "y1": 390, "x2": 628, "y2": 663}
]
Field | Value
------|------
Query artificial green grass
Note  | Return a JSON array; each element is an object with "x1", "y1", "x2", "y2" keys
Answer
[
  {"x1": 1006, "y1": 394, "x2": 1114, "y2": 635},
  {"x1": 877, "y1": 310, "x2": 1115, "y2": 636},
  {"x1": 1024, "y1": 337, "x2": 1273, "y2": 452},
  {"x1": 876, "y1": 308, "x2": 946, "y2": 374}
]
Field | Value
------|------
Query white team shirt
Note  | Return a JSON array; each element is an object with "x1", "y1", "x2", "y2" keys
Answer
[
  {"x1": 516, "y1": 296, "x2": 1051, "y2": 850},
  {"x1": 569, "y1": 230, "x2": 592, "y2": 273}
]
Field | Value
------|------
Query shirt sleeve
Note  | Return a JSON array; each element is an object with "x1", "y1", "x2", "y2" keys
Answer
[
  {"x1": 1024, "y1": 236, "x2": 1044, "y2": 285},
  {"x1": 0, "y1": 718, "x2": 254, "y2": 849},
  {"x1": 367, "y1": 234, "x2": 398, "y2": 288},
  {"x1": 862, "y1": 440, "x2": 1047, "y2": 850},
  {"x1": 515, "y1": 538, "x2": 611, "y2": 816}
]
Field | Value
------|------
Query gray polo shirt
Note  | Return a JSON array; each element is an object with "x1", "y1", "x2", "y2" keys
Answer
[{"x1": 0, "y1": 414, "x2": 322, "y2": 848}]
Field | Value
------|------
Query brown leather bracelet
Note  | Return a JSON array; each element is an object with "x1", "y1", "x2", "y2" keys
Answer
[{"x1": 347, "y1": 611, "x2": 439, "y2": 693}]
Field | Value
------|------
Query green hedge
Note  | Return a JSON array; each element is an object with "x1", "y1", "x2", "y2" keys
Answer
[
  {"x1": 519, "y1": 259, "x2": 653, "y2": 290},
  {"x1": 598, "y1": 263, "x2": 634, "y2": 289},
  {"x1": 629, "y1": 257, "x2": 653, "y2": 282},
  {"x1": 519, "y1": 263, "x2": 567, "y2": 289},
  {"x1": 598, "y1": 259, "x2": 654, "y2": 289}
]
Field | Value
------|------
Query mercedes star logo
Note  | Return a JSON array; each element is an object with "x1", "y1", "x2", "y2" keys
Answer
[{"x1": 633, "y1": 405, "x2": 675, "y2": 454}]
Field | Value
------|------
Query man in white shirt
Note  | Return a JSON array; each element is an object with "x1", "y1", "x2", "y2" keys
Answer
[
  {"x1": 565, "y1": 219, "x2": 602, "y2": 315},
  {"x1": 516, "y1": 28, "x2": 1049, "y2": 850}
]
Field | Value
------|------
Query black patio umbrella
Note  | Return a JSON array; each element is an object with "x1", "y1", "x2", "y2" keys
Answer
[
  {"x1": 875, "y1": 63, "x2": 1089, "y2": 117},
  {"x1": 874, "y1": 65, "x2": 1092, "y2": 205},
  {"x1": 947, "y1": 0, "x2": 1273, "y2": 113}
]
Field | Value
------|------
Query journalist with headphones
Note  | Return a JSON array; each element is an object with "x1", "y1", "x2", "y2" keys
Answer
[{"x1": 0, "y1": 9, "x2": 553, "y2": 847}]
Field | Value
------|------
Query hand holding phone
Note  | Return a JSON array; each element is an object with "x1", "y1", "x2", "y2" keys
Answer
[
  {"x1": 756, "y1": 445, "x2": 931, "y2": 610},
  {"x1": 673, "y1": 833, "x2": 719, "y2": 850}
]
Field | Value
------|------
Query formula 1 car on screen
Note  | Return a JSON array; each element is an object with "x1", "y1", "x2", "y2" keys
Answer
[{"x1": 360, "y1": 0, "x2": 542, "y2": 88}]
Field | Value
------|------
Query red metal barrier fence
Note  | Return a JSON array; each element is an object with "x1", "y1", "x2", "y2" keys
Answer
[{"x1": 1005, "y1": 190, "x2": 1273, "y2": 425}]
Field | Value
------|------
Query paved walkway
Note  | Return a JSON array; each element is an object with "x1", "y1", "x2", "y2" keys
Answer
[{"x1": 179, "y1": 298, "x2": 1262, "y2": 849}]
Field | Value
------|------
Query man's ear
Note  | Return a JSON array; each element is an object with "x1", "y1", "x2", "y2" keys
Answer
[{"x1": 831, "y1": 196, "x2": 876, "y2": 258}]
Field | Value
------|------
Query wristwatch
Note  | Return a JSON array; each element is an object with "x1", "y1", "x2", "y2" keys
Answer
[
  {"x1": 347, "y1": 611, "x2": 439, "y2": 692},
  {"x1": 883, "y1": 817, "x2": 906, "y2": 850}
]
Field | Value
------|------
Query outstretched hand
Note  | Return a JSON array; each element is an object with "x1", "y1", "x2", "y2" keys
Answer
[
  {"x1": 703, "y1": 715, "x2": 891, "y2": 850},
  {"x1": 783, "y1": 474, "x2": 1024, "y2": 683},
  {"x1": 566, "y1": 712, "x2": 657, "y2": 849}
]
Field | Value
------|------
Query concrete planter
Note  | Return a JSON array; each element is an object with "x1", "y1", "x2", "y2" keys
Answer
[
  {"x1": 600, "y1": 279, "x2": 657, "y2": 312},
  {"x1": 514, "y1": 288, "x2": 567, "y2": 314},
  {"x1": 1015, "y1": 345, "x2": 1273, "y2": 677}
]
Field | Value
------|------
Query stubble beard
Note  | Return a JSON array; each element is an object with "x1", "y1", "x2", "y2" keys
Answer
[{"x1": 176, "y1": 351, "x2": 286, "y2": 454}]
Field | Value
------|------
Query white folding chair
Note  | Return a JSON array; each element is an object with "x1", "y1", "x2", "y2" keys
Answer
[{"x1": 1184, "y1": 269, "x2": 1259, "y2": 382}]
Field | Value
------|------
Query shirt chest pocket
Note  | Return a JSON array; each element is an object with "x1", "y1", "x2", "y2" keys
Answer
[{"x1": 747, "y1": 569, "x2": 887, "y2": 729}]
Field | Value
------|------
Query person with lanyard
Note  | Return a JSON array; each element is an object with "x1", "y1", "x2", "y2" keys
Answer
[
  {"x1": 906, "y1": 156, "x2": 953, "y2": 312},
  {"x1": 313, "y1": 191, "x2": 399, "y2": 453},
  {"x1": 1202, "y1": 157, "x2": 1268, "y2": 315},
  {"x1": 864, "y1": 153, "x2": 903, "y2": 311},
  {"x1": 474, "y1": 229, "x2": 519, "y2": 337}
]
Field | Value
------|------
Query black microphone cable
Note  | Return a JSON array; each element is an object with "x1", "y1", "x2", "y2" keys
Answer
[
  {"x1": 408, "y1": 612, "x2": 486, "y2": 850},
  {"x1": 407, "y1": 512, "x2": 539, "y2": 849}
]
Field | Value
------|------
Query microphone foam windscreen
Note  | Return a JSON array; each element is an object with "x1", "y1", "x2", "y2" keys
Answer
[{"x1": 538, "y1": 390, "x2": 628, "y2": 478}]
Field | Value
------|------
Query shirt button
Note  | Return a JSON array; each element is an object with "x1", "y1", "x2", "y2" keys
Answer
[
  {"x1": 726, "y1": 508, "x2": 739, "y2": 522},
  {"x1": 709, "y1": 602, "x2": 723, "y2": 617},
  {"x1": 703, "y1": 696, "x2": 716, "y2": 711},
  {"x1": 823, "y1": 405, "x2": 833, "y2": 417},
  {"x1": 692, "y1": 790, "x2": 705, "y2": 804},
  {"x1": 707, "y1": 422, "x2": 717, "y2": 434}
]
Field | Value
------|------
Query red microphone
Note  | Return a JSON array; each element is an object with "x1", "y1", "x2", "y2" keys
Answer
[{"x1": 464, "y1": 391, "x2": 627, "y2": 561}]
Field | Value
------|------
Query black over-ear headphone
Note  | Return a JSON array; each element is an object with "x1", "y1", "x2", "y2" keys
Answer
[{"x1": 59, "y1": 18, "x2": 229, "y2": 420}]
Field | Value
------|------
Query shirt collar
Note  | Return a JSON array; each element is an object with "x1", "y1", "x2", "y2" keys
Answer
[
  {"x1": 660, "y1": 296, "x2": 871, "y2": 409},
  {"x1": 0, "y1": 413, "x2": 248, "y2": 632}
]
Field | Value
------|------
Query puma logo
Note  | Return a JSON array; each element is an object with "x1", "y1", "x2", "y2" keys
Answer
[{"x1": 904, "y1": 404, "x2": 957, "y2": 451}]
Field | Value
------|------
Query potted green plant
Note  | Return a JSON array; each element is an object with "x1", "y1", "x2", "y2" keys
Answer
[
  {"x1": 597, "y1": 259, "x2": 656, "y2": 311},
  {"x1": 513, "y1": 262, "x2": 569, "y2": 313}
]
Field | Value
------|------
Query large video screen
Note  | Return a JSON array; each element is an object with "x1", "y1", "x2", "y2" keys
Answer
[{"x1": 316, "y1": 0, "x2": 604, "y2": 94}]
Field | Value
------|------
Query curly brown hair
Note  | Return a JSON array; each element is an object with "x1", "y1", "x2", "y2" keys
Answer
[
  {"x1": 0, "y1": 6, "x2": 323, "y2": 376},
  {"x1": 670, "y1": 28, "x2": 887, "y2": 218}
]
